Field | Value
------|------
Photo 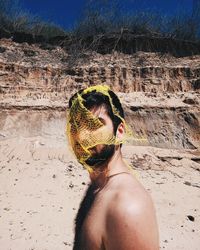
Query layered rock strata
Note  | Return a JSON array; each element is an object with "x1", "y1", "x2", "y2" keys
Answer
[{"x1": 0, "y1": 39, "x2": 199, "y2": 150}]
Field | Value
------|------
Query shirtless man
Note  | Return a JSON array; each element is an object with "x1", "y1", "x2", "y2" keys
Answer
[{"x1": 68, "y1": 85, "x2": 159, "y2": 250}]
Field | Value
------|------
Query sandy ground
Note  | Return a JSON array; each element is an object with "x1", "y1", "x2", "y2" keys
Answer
[{"x1": 0, "y1": 136, "x2": 200, "y2": 250}]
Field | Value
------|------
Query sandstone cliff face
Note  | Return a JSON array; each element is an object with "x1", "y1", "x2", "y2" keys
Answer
[
  {"x1": 1, "y1": 60, "x2": 199, "y2": 94},
  {"x1": 0, "y1": 39, "x2": 200, "y2": 94},
  {"x1": 0, "y1": 38, "x2": 199, "y2": 150}
]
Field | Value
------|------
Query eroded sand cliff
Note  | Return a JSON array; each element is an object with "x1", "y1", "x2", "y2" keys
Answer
[{"x1": 0, "y1": 39, "x2": 200, "y2": 250}]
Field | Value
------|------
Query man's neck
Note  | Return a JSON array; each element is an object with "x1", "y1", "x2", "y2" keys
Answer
[{"x1": 89, "y1": 148, "x2": 129, "y2": 190}]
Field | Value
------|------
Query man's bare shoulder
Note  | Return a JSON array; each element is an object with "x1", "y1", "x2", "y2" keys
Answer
[
  {"x1": 108, "y1": 172, "x2": 150, "y2": 206},
  {"x1": 103, "y1": 174, "x2": 159, "y2": 250}
]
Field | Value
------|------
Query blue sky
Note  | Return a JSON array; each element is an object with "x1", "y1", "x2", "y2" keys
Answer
[{"x1": 19, "y1": 0, "x2": 194, "y2": 30}]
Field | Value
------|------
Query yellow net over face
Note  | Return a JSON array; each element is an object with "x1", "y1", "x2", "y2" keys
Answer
[{"x1": 66, "y1": 85, "x2": 138, "y2": 172}]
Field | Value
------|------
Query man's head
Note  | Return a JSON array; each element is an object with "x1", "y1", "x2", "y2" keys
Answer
[{"x1": 67, "y1": 85, "x2": 127, "y2": 172}]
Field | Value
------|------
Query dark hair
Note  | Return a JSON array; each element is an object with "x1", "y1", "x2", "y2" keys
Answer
[{"x1": 68, "y1": 88, "x2": 124, "y2": 133}]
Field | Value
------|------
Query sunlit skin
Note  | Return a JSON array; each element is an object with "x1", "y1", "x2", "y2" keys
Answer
[{"x1": 74, "y1": 105, "x2": 160, "y2": 250}]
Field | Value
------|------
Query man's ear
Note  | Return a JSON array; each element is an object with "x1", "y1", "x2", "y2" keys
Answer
[{"x1": 116, "y1": 122, "x2": 125, "y2": 140}]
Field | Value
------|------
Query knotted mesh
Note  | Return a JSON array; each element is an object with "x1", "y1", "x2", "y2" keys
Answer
[{"x1": 66, "y1": 85, "x2": 146, "y2": 172}]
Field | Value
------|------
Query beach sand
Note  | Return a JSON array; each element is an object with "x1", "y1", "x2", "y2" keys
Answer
[{"x1": 0, "y1": 136, "x2": 200, "y2": 250}]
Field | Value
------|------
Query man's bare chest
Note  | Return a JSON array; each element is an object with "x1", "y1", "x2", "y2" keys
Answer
[
  {"x1": 73, "y1": 185, "x2": 107, "y2": 250},
  {"x1": 80, "y1": 198, "x2": 105, "y2": 250}
]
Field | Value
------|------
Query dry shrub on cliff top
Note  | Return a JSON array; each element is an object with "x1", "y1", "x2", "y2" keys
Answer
[
  {"x1": 0, "y1": 0, "x2": 66, "y2": 41},
  {"x1": 65, "y1": 0, "x2": 200, "y2": 65},
  {"x1": 72, "y1": 0, "x2": 200, "y2": 40},
  {"x1": 0, "y1": 0, "x2": 200, "y2": 64}
]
